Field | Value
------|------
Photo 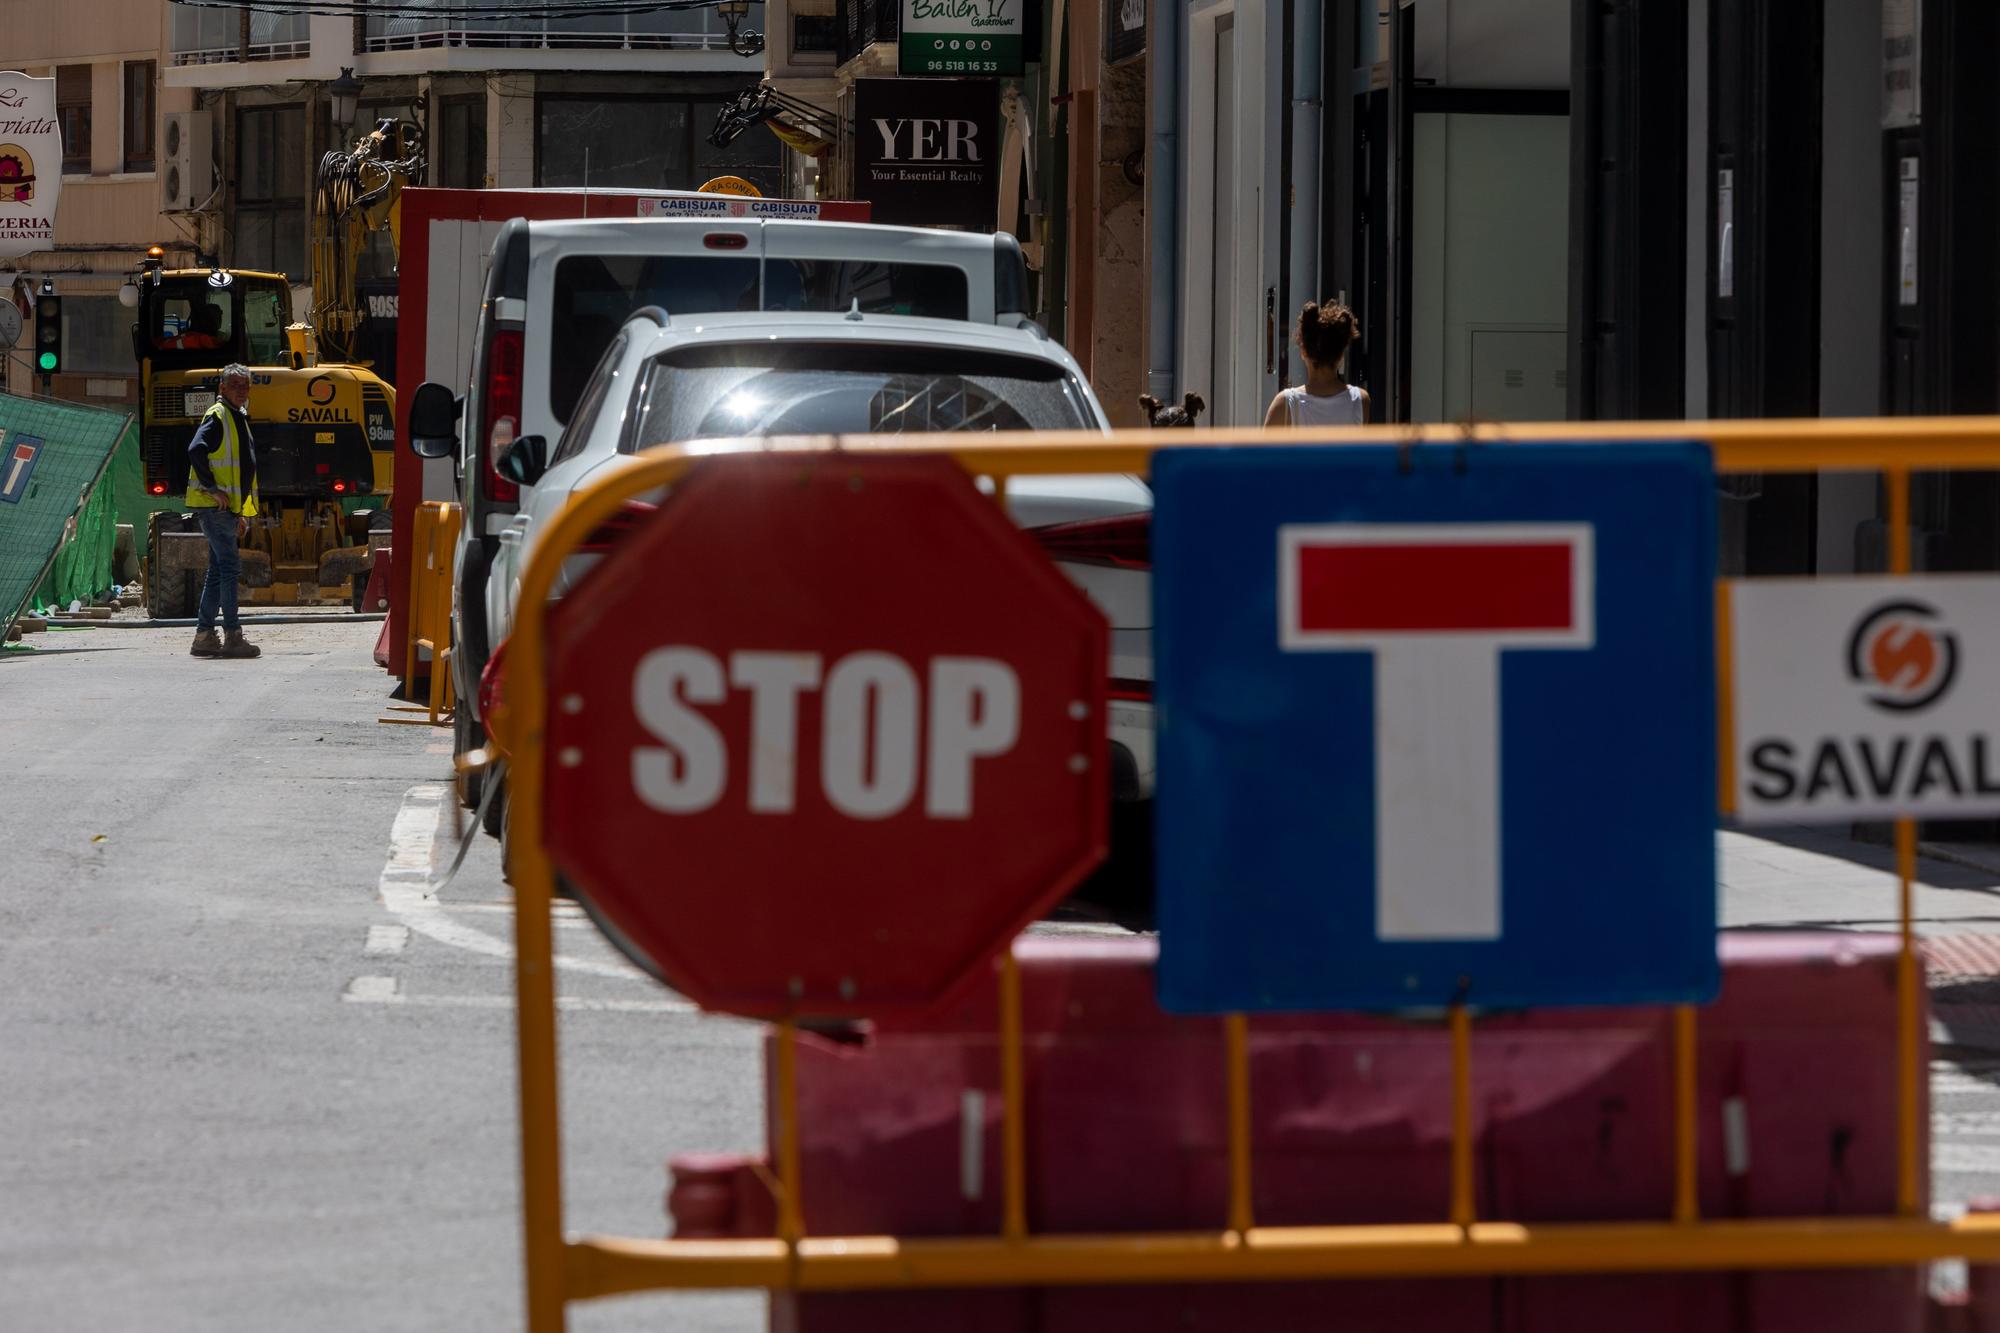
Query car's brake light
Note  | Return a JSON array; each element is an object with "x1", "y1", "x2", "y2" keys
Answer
[
  {"x1": 483, "y1": 327, "x2": 524, "y2": 504},
  {"x1": 704, "y1": 232, "x2": 750, "y2": 250},
  {"x1": 577, "y1": 500, "x2": 658, "y2": 554},
  {"x1": 1031, "y1": 513, "x2": 1151, "y2": 569},
  {"x1": 1108, "y1": 678, "x2": 1153, "y2": 703}
]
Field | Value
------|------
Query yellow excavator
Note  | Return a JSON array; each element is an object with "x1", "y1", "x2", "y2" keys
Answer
[{"x1": 139, "y1": 119, "x2": 422, "y2": 615}]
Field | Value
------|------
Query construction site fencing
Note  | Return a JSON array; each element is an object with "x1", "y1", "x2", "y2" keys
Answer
[
  {"x1": 382, "y1": 499, "x2": 458, "y2": 726},
  {"x1": 0, "y1": 393, "x2": 135, "y2": 635},
  {"x1": 494, "y1": 417, "x2": 2000, "y2": 1330}
]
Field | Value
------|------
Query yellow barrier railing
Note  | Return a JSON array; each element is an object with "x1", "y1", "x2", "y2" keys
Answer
[
  {"x1": 382, "y1": 499, "x2": 460, "y2": 729},
  {"x1": 504, "y1": 418, "x2": 2000, "y2": 1330}
]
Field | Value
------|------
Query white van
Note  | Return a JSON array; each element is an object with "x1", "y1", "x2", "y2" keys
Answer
[{"x1": 419, "y1": 216, "x2": 1035, "y2": 807}]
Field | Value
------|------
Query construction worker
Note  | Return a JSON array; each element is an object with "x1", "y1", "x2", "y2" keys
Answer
[
  {"x1": 163, "y1": 301, "x2": 224, "y2": 350},
  {"x1": 186, "y1": 364, "x2": 261, "y2": 660}
]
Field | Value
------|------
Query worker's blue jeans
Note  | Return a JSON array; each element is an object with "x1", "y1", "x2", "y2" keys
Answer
[{"x1": 194, "y1": 508, "x2": 242, "y2": 634}]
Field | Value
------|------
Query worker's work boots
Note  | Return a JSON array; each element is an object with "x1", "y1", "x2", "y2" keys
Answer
[
  {"x1": 190, "y1": 629, "x2": 221, "y2": 657},
  {"x1": 217, "y1": 629, "x2": 261, "y2": 660}
]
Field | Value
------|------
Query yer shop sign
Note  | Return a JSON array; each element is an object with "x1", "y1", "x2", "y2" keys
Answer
[
  {"x1": 1730, "y1": 576, "x2": 2000, "y2": 823},
  {"x1": 853, "y1": 78, "x2": 999, "y2": 231},
  {"x1": 0, "y1": 73, "x2": 58, "y2": 259},
  {"x1": 901, "y1": 0, "x2": 1026, "y2": 76}
]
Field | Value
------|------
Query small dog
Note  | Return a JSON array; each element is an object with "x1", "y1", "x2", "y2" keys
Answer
[{"x1": 1139, "y1": 391, "x2": 1206, "y2": 428}]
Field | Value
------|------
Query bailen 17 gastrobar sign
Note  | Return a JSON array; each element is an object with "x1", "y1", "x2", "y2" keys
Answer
[{"x1": 901, "y1": 0, "x2": 1025, "y2": 77}]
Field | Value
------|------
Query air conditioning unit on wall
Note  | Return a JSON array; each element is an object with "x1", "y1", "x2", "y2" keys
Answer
[{"x1": 162, "y1": 111, "x2": 215, "y2": 212}]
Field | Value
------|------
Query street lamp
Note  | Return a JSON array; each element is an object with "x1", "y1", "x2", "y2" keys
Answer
[
  {"x1": 329, "y1": 67, "x2": 363, "y2": 136},
  {"x1": 716, "y1": 1, "x2": 765, "y2": 58}
]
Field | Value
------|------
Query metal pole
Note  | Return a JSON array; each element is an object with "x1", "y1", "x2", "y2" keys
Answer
[
  {"x1": 1886, "y1": 464, "x2": 1921, "y2": 1218},
  {"x1": 776, "y1": 1020, "x2": 804, "y2": 1245},
  {"x1": 1674, "y1": 1006, "x2": 1699, "y2": 1223},
  {"x1": 1450, "y1": 1004, "x2": 1474, "y2": 1228},
  {"x1": 1000, "y1": 949, "x2": 1028, "y2": 1242},
  {"x1": 1226, "y1": 1013, "x2": 1254, "y2": 1235}
]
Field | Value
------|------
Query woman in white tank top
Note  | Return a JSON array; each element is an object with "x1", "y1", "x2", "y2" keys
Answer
[{"x1": 1263, "y1": 300, "x2": 1371, "y2": 428}]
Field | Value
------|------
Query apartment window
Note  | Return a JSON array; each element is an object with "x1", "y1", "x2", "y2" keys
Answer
[
  {"x1": 58, "y1": 66, "x2": 91, "y2": 175},
  {"x1": 436, "y1": 95, "x2": 486, "y2": 190},
  {"x1": 235, "y1": 105, "x2": 307, "y2": 280},
  {"x1": 536, "y1": 94, "x2": 780, "y2": 196},
  {"x1": 123, "y1": 61, "x2": 156, "y2": 173}
]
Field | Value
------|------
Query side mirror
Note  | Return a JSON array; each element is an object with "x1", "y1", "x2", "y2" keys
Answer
[
  {"x1": 408, "y1": 380, "x2": 461, "y2": 459},
  {"x1": 498, "y1": 434, "x2": 549, "y2": 487}
]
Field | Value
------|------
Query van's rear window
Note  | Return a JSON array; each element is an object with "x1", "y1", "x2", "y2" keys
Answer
[{"x1": 550, "y1": 254, "x2": 971, "y2": 421}]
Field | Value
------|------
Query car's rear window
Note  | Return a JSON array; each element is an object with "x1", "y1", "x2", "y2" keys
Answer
[
  {"x1": 628, "y1": 341, "x2": 1093, "y2": 447},
  {"x1": 550, "y1": 254, "x2": 972, "y2": 421}
]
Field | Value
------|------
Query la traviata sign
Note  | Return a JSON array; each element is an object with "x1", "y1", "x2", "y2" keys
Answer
[{"x1": 0, "y1": 73, "x2": 58, "y2": 259}]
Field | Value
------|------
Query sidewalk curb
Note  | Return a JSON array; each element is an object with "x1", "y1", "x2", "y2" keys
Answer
[{"x1": 1922, "y1": 842, "x2": 2000, "y2": 879}]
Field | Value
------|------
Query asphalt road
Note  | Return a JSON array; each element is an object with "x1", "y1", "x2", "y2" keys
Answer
[
  {"x1": 0, "y1": 619, "x2": 763, "y2": 1333},
  {"x1": 8, "y1": 617, "x2": 2000, "y2": 1328}
]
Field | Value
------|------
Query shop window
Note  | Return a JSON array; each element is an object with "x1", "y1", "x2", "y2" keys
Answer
[
  {"x1": 794, "y1": 14, "x2": 837, "y2": 56},
  {"x1": 62, "y1": 296, "x2": 133, "y2": 375}
]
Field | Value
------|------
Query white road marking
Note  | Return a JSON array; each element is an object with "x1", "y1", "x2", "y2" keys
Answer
[
  {"x1": 1935, "y1": 1111, "x2": 2000, "y2": 1137},
  {"x1": 431, "y1": 899, "x2": 589, "y2": 918},
  {"x1": 343, "y1": 975, "x2": 402, "y2": 1004},
  {"x1": 341, "y1": 986, "x2": 700, "y2": 1015},
  {"x1": 379, "y1": 783, "x2": 647, "y2": 983},
  {"x1": 364, "y1": 924, "x2": 410, "y2": 956},
  {"x1": 1935, "y1": 1143, "x2": 2000, "y2": 1176}
]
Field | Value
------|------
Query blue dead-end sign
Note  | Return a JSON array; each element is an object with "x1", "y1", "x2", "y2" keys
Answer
[{"x1": 1152, "y1": 442, "x2": 1718, "y2": 1013}]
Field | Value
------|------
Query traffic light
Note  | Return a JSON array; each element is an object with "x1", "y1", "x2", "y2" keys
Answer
[{"x1": 34, "y1": 287, "x2": 61, "y2": 375}]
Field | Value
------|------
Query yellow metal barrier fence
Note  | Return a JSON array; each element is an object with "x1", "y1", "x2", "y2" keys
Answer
[
  {"x1": 504, "y1": 418, "x2": 2000, "y2": 1331},
  {"x1": 382, "y1": 500, "x2": 459, "y2": 728}
]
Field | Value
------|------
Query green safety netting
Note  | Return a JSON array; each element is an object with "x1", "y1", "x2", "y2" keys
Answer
[{"x1": 0, "y1": 393, "x2": 137, "y2": 632}]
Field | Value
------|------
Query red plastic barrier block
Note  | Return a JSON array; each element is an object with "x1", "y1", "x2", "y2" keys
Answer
[{"x1": 666, "y1": 932, "x2": 1926, "y2": 1332}]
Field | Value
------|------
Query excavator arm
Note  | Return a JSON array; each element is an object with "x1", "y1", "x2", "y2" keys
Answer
[{"x1": 307, "y1": 119, "x2": 425, "y2": 366}]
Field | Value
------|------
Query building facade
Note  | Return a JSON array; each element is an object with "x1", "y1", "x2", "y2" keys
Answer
[
  {"x1": 0, "y1": 0, "x2": 190, "y2": 407},
  {"x1": 166, "y1": 2, "x2": 777, "y2": 383},
  {"x1": 0, "y1": 0, "x2": 778, "y2": 402}
]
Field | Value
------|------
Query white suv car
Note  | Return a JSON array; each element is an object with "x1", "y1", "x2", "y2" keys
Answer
[{"x1": 489, "y1": 309, "x2": 1157, "y2": 925}]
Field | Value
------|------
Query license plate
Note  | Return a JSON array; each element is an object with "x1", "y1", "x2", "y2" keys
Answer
[{"x1": 184, "y1": 390, "x2": 216, "y2": 415}]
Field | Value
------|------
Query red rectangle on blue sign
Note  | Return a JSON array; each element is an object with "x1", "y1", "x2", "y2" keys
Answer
[
  {"x1": 1, "y1": 435, "x2": 42, "y2": 505},
  {"x1": 1295, "y1": 542, "x2": 1575, "y2": 633}
]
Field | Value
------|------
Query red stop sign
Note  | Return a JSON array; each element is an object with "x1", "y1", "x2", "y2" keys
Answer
[{"x1": 542, "y1": 454, "x2": 1109, "y2": 1019}]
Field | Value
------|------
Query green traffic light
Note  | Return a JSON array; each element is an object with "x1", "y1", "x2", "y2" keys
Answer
[{"x1": 37, "y1": 352, "x2": 57, "y2": 371}]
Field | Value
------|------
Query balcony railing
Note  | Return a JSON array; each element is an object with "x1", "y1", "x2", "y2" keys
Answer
[
  {"x1": 170, "y1": 6, "x2": 309, "y2": 66},
  {"x1": 835, "y1": 0, "x2": 897, "y2": 65},
  {"x1": 362, "y1": 4, "x2": 761, "y2": 54}
]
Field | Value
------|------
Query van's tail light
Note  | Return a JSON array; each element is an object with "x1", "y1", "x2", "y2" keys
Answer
[
  {"x1": 479, "y1": 635, "x2": 509, "y2": 726},
  {"x1": 578, "y1": 500, "x2": 657, "y2": 554},
  {"x1": 483, "y1": 328, "x2": 524, "y2": 505},
  {"x1": 1030, "y1": 513, "x2": 1151, "y2": 569}
]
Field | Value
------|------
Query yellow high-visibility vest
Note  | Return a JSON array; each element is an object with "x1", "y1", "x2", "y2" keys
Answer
[{"x1": 185, "y1": 400, "x2": 259, "y2": 518}]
